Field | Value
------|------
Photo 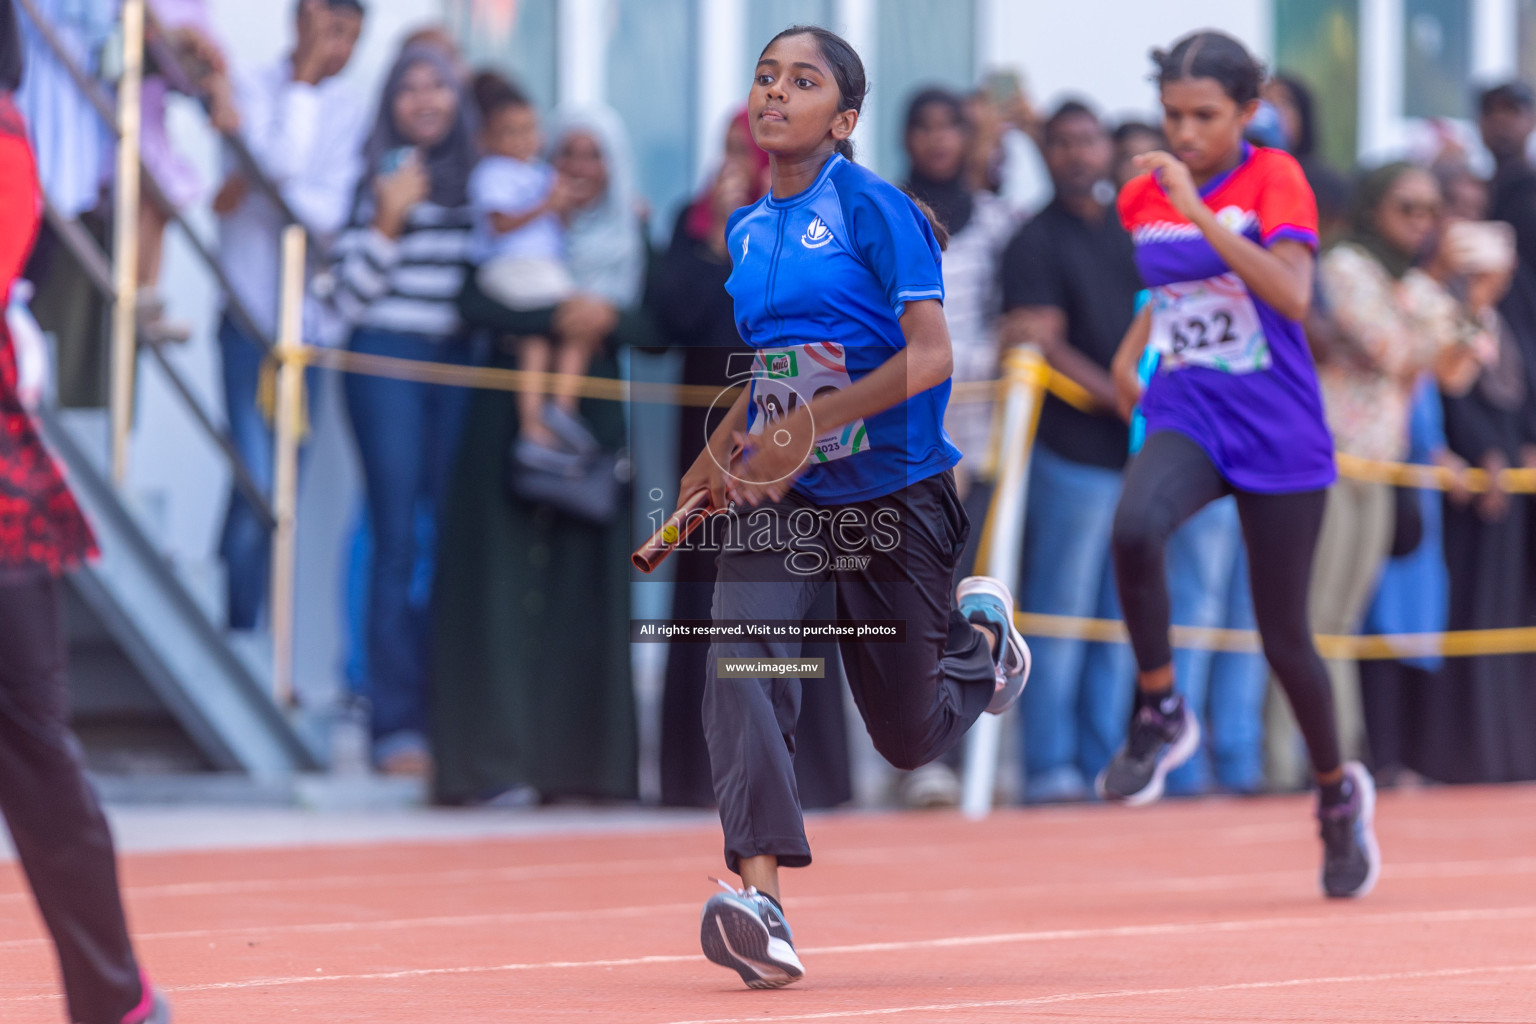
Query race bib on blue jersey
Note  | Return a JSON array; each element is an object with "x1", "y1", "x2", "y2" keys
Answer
[
  {"x1": 749, "y1": 343, "x2": 869, "y2": 463},
  {"x1": 1149, "y1": 273, "x2": 1271, "y2": 374}
]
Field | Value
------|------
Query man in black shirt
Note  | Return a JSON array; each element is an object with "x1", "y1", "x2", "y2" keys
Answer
[
  {"x1": 1478, "y1": 82, "x2": 1536, "y2": 474},
  {"x1": 1480, "y1": 81, "x2": 1536, "y2": 269},
  {"x1": 999, "y1": 100, "x2": 1142, "y2": 802}
]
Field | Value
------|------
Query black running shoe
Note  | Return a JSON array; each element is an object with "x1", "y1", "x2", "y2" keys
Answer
[
  {"x1": 700, "y1": 881, "x2": 804, "y2": 989},
  {"x1": 1096, "y1": 696, "x2": 1201, "y2": 806},
  {"x1": 1318, "y1": 761, "x2": 1381, "y2": 899}
]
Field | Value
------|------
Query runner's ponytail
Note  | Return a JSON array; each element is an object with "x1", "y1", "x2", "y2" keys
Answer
[{"x1": 903, "y1": 191, "x2": 950, "y2": 252}]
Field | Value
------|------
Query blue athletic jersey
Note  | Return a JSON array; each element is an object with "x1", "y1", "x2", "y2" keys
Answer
[{"x1": 725, "y1": 154, "x2": 961, "y2": 505}]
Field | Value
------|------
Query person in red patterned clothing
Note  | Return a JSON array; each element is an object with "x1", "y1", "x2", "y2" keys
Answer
[{"x1": 0, "y1": 2, "x2": 170, "y2": 1021}]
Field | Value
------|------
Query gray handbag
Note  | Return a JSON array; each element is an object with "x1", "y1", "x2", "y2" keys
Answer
[{"x1": 505, "y1": 407, "x2": 629, "y2": 525}]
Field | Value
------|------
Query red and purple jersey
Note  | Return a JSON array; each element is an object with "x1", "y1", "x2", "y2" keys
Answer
[{"x1": 1118, "y1": 143, "x2": 1336, "y2": 492}]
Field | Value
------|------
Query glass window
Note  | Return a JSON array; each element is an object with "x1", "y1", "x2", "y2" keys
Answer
[
  {"x1": 1521, "y1": 0, "x2": 1536, "y2": 83},
  {"x1": 607, "y1": 0, "x2": 696, "y2": 240},
  {"x1": 1403, "y1": 0, "x2": 1472, "y2": 119},
  {"x1": 1274, "y1": 0, "x2": 1360, "y2": 167},
  {"x1": 445, "y1": 0, "x2": 558, "y2": 111},
  {"x1": 873, "y1": 0, "x2": 975, "y2": 181},
  {"x1": 745, "y1": 0, "x2": 833, "y2": 70}
]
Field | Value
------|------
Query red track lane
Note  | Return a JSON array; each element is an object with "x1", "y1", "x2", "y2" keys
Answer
[{"x1": 3, "y1": 785, "x2": 1535, "y2": 1022}]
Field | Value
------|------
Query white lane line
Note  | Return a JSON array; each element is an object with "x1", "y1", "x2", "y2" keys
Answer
[
  {"x1": 3, "y1": 903, "x2": 1531, "y2": 1001},
  {"x1": 9, "y1": 805, "x2": 1522, "y2": 905},
  {"x1": 660, "y1": 962, "x2": 1536, "y2": 1024},
  {"x1": 3, "y1": 856, "x2": 1536, "y2": 952},
  {"x1": 0, "y1": 856, "x2": 699, "y2": 906},
  {"x1": 0, "y1": 841, "x2": 992, "y2": 905},
  {"x1": 0, "y1": 901, "x2": 700, "y2": 950},
  {"x1": 3, "y1": 804, "x2": 1523, "y2": 908}
]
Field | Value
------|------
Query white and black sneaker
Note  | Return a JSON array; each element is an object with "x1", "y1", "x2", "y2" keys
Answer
[
  {"x1": 1096, "y1": 693, "x2": 1201, "y2": 806},
  {"x1": 1318, "y1": 762, "x2": 1381, "y2": 899},
  {"x1": 955, "y1": 575, "x2": 1031, "y2": 714},
  {"x1": 700, "y1": 880, "x2": 804, "y2": 989}
]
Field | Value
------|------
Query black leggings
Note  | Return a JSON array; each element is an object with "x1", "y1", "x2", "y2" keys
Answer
[
  {"x1": 0, "y1": 574, "x2": 143, "y2": 1023},
  {"x1": 1111, "y1": 430, "x2": 1342, "y2": 776}
]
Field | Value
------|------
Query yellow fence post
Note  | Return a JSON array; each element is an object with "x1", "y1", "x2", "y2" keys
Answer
[
  {"x1": 270, "y1": 226, "x2": 307, "y2": 708},
  {"x1": 960, "y1": 345, "x2": 1048, "y2": 819},
  {"x1": 109, "y1": 0, "x2": 145, "y2": 485}
]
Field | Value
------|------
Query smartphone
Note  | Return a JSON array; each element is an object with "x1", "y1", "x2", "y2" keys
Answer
[
  {"x1": 379, "y1": 146, "x2": 416, "y2": 176},
  {"x1": 1447, "y1": 220, "x2": 1516, "y2": 276},
  {"x1": 981, "y1": 69, "x2": 1024, "y2": 105}
]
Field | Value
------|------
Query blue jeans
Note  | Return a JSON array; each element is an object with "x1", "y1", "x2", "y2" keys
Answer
[
  {"x1": 343, "y1": 328, "x2": 471, "y2": 758},
  {"x1": 217, "y1": 314, "x2": 316, "y2": 630},
  {"x1": 342, "y1": 500, "x2": 440, "y2": 701},
  {"x1": 1017, "y1": 447, "x2": 1135, "y2": 801},
  {"x1": 1208, "y1": 549, "x2": 1265, "y2": 791},
  {"x1": 1164, "y1": 498, "x2": 1266, "y2": 794}
]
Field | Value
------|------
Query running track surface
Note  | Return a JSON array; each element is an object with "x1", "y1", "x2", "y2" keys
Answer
[{"x1": 4, "y1": 786, "x2": 1535, "y2": 1023}]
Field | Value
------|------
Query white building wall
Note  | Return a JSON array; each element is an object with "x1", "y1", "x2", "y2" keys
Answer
[{"x1": 979, "y1": 0, "x2": 1270, "y2": 122}]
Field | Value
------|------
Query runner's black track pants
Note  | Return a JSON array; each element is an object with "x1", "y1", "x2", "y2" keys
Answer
[
  {"x1": 0, "y1": 574, "x2": 143, "y2": 1023},
  {"x1": 703, "y1": 470, "x2": 996, "y2": 872}
]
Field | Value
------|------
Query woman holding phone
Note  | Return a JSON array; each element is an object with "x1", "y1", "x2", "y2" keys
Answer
[
  {"x1": 328, "y1": 44, "x2": 478, "y2": 776},
  {"x1": 1266, "y1": 161, "x2": 1500, "y2": 789}
]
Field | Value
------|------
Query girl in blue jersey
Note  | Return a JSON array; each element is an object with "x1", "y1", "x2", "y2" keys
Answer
[{"x1": 678, "y1": 26, "x2": 1030, "y2": 989}]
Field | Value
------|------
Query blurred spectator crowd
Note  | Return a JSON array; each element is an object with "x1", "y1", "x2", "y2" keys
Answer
[{"x1": 10, "y1": 0, "x2": 1536, "y2": 807}]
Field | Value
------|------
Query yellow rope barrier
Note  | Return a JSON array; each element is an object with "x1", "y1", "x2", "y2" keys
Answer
[
  {"x1": 1015, "y1": 611, "x2": 1536, "y2": 661},
  {"x1": 286, "y1": 344, "x2": 1536, "y2": 493},
  {"x1": 1024, "y1": 360, "x2": 1536, "y2": 494},
  {"x1": 298, "y1": 346, "x2": 745, "y2": 406},
  {"x1": 284, "y1": 339, "x2": 1536, "y2": 659}
]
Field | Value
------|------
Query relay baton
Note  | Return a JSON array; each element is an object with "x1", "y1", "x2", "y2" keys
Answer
[{"x1": 632, "y1": 488, "x2": 716, "y2": 573}]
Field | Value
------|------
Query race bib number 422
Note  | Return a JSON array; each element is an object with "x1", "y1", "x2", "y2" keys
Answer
[
  {"x1": 1149, "y1": 273, "x2": 1271, "y2": 374},
  {"x1": 749, "y1": 343, "x2": 869, "y2": 463}
]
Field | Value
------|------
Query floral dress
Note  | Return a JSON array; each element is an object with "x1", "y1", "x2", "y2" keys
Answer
[
  {"x1": 1316, "y1": 241, "x2": 1493, "y2": 461},
  {"x1": 0, "y1": 93, "x2": 96, "y2": 576}
]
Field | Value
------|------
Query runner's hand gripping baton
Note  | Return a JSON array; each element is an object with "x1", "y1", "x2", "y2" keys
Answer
[
  {"x1": 632, "y1": 488, "x2": 716, "y2": 574},
  {"x1": 634, "y1": 441, "x2": 755, "y2": 573}
]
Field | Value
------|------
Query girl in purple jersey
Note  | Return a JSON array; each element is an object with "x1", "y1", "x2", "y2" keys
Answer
[{"x1": 1101, "y1": 31, "x2": 1380, "y2": 899}]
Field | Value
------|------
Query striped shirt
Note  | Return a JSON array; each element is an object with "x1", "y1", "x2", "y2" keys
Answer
[
  {"x1": 329, "y1": 199, "x2": 474, "y2": 338},
  {"x1": 938, "y1": 190, "x2": 1019, "y2": 473}
]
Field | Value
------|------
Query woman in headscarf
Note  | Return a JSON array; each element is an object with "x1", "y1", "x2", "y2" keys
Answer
[
  {"x1": 649, "y1": 110, "x2": 852, "y2": 811},
  {"x1": 902, "y1": 87, "x2": 1019, "y2": 553},
  {"x1": 1264, "y1": 161, "x2": 1497, "y2": 789},
  {"x1": 1264, "y1": 73, "x2": 1351, "y2": 241},
  {"x1": 898, "y1": 87, "x2": 1018, "y2": 806},
  {"x1": 0, "y1": 3, "x2": 170, "y2": 1018},
  {"x1": 327, "y1": 44, "x2": 479, "y2": 775},
  {"x1": 433, "y1": 106, "x2": 650, "y2": 805},
  {"x1": 1403, "y1": 165, "x2": 1536, "y2": 784}
]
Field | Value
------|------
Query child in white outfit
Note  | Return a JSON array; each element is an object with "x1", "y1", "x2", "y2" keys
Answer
[{"x1": 469, "y1": 74, "x2": 591, "y2": 453}]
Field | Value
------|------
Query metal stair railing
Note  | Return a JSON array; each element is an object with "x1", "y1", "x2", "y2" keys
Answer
[
  {"x1": 37, "y1": 407, "x2": 323, "y2": 776},
  {"x1": 15, "y1": 0, "x2": 314, "y2": 719}
]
